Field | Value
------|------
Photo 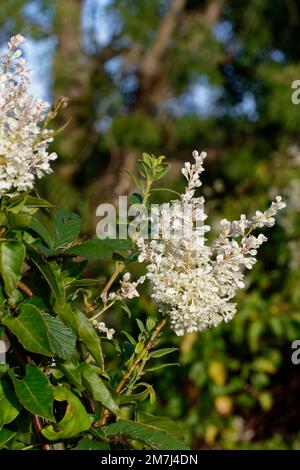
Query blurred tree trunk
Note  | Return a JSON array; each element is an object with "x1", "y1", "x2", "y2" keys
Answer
[
  {"x1": 52, "y1": 0, "x2": 96, "y2": 181},
  {"x1": 91, "y1": 0, "x2": 222, "y2": 207},
  {"x1": 90, "y1": 0, "x2": 188, "y2": 209}
]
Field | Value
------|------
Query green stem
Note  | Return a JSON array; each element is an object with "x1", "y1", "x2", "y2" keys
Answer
[
  {"x1": 90, "y1": 300, "x2": 116, "y2": 322},
  {"x1": 99, "y1": 317, "x2": 166, "y2": 426},
  {"x1": 142, "y1": 178, "x2": 153, "y2": 205}
]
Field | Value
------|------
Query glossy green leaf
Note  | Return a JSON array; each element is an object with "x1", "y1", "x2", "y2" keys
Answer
[
  {"x1": 123, "y1": 169, "x2": 144, "y2": 191},
  {"x1": 58, "y1": 360, "x2": 84, "y2": 392},
  {"x1": 41, "y1": 387, "x2": 90, "y2": 440},
  {"x1": 3, "y1": 301, "x2": 75, "y2": 359},
  {"x1": 9, "y1": 365, "x2": 54, "y2": 421},
  {"x1": 0, "y1": 241, "x2": 25, "y2": 297},
  {"x1": 119, "y1": 301, "x2": 132, "y2": 318},
  {"x1": 0, "y1": 428, "x2": 17, "y2": 448},
  {"x1": 74, "y1": 438, "x2": 109, "y2": 450},
  {"x1": 0, "y1": 379, "x2": 21, "y2": 429},
  {"x1": 2, "y1": 305, "x2": 53, "y2": 357},
  {"x1": 55, "y1": 302, "x2": 104, "y2": 368},
  {"x1": 105, "y1": 420, "x2": 189, "y2": 450},
  {"x1": 150, "y1": 348, "x2": 178, "y2": 358},
  {"x1": 121, "y1": 330, "x2": 136, "y2": 346},
  {"x1": 154, "y1": 163, "x2": 171, "y2": 180},
  {"x1": 138, "y1": 159, "x2": 153, "y2": 179},
  {"x1": 137, "y1": 412, "x2": 185, "y2": 441},
  {"x1": 118, "y1": 383, "x2": 154, "y2": 405},
  {"x1": 24, "y1": 196, "x2": 53, "y2": 208},
  {"x1": 30, "y1": 217, "x2": 54, "y2": 249},
  {"x1": 69, "y1": 278, "x2": 105, "y2": 287},
  {"x1": 66, "y1": 238, "x2": 132, "y2": 260},
  {"x1": 18, "y1": 297, "x2": 76, "y2": 359},
  {"x1": 67, "y1": 239, "x2": 111, "y2": 260},
  {"x1": 82, "y1": 365, "x2": 119, "y2": 416},
  {"x1": 26, "y1": 257, "x2": 80, "y2": 372},
  {"x1": 146, "y1": 363, "x2": 179, "y2": 372},
  {"x1": 27, "y1": 245, "x2": 65, "y2": 301},
  {"x1": 146, "y1": 317, "x2": 157, "y2": 331},
  {"x1": 136, "y1": 318, "x2": 146, "y2": 333},
  {"x1": 0, "y1": 365, "x2": 9, "y2": 378}
]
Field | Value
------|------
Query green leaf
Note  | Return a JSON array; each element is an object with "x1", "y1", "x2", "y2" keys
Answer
[
  {"x1": 53, "y1": 208, "x2": 81, "y2": 249},
  {"x1": 74, "y1": 438, "x2": 109, "y2": 450},
  {"x1": 66, "y1": 238, "x2": 132, "y2": 260},
  {"x1": 142, "y1": 152, "x2": 153, "y2": 166},
  {"x1": 41, "y1": 309, "x2": 76, "y2": 360},
  {"x1": 135, "y1": 341, "x2": 144, "y2": 354},
  {"x1": 9, "y1": 365, "x2": 54, "y2": 421},
  {"x1": 154, "y1": 163, "x2": 171, "y2": 180},
  {"x1": 137, "y1": 412, "x2": 185, "y2": 441},
  {"x1": 138, "y1": 160, "x2": 153, "y2": 179},
  {"x1": 123, "y1": 169, "x2": 144, "y2": 191},
  {"x1": 58, "y1": 360, "x2": 84, "y2": 392},
  {"x1": 24, "y1": 195, "x2": 53, "y2": 208},
  {"x1": 0, "y1": 379, "x2": 21, "y2": 429},
  {"x1": 3, "y1": 300, "x2": 75, "y2": 359},
  {"x1": 118, "y1": 383, "x2": 154, "y2": 405},
  {"x1": 150, "y1": 348, "x2": 178, "y2": 358},
  {"x1": 150, "y1": 188, "x2": 181, "y2": 197},
  {"x1": 146, "y1": 317, "x2": 157, "y2": 331},
  {"x1": 0, "y1": 365, "x2": 9, "y2": 378},
  {"x1": 119, "y1": 301, "x2": 132, "y2": 318},
  {"x1": 66, "y1": 239, "x2": 110, "y2": 260},
  {"x1": 28, "y1": 238, "x2": 104, "y2": 366},
  {"x1": 5, "y1": 194, "x2": 26, "y2": 213},
  {"x1": 126, "y1": 252, "x2": 140, "y2": 263},
  {"x1": 2, "y1": 305, "x2": 53, "y2": 357},
  {"x1": 121, "y1": 330, "x2": 136, "y2": 346},
  {"x1": 82, "y1": 365, "x2": 120, "y2": 416},
  {"x1": 55, "y1": 302, "x2": 104, "y2": 368},
  {"x1": 26, "y1": 245, "x2": 65, "y2": 301},
  {"x1": 122, "y1": 341, "x2": 135, "y2": 363},
  {"x1": 146, "y1": 363, "x2": 180, "y2": 372},
  {"x1": 69, "y1": 278, "x2": 105, "y2": 287},
  {"x1": 18, "y1": 297, "x2": 76, "y2": 360},
  {"x1": 130, "y1": 192, "x2": 143, "y2": 204},
  {"x1": 5, "y1": 194, "x2": 52, "y2": 212},
  {"x1": 0, "y1": 427, "x2": 17, "y2": 448},
  {"x1": 105, "y1": 420, "x2": 189, "y2": 450},
  {"x1": 7, "y1": 212, "x2": 32, "y2": 229},
  {"x1": 136, "y1": 318, "x2": 146, "y2": 333},
  {"x1": 41, "y1": 387, "x2": 90, "y2": 440},
  {"x1": 0, "y1": 241, "x2": 25, "y2": 297},
  {"x1": 30, "y1": 217, "x2": 54, "y2": 249}
]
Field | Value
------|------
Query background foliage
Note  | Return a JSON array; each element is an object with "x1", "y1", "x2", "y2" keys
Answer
[{"x1": 1, "y1": 0, "x2": 300, "y2": 449}]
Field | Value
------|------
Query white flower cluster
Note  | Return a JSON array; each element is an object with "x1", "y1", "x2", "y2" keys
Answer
[
  {"x1": 137, "y1": 151, "x2": 286, "y2": 336},
  {"x1": 102, "y1": 272, "x2": 145, "y2": 303},
  {"x1": 0, "y1": 34, "x2": 57, "y2": 196},
  {"x1": 92, "y1": 320, "x2": 115, "y2": 340}
]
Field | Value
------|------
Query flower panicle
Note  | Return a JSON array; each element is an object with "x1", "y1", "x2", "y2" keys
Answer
[
  {"x1": 136, "y1": 150, "x2": 286, "y2": 336},
  {"x1": 0, "y1": 34, "x2": 60, "y2": 196}
]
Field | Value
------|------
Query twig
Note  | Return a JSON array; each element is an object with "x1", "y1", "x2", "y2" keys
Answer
[
  {"x1": 101, "y1": 261, "x2": 125, "y2": 301},
  {"x1": 99, "y1": 318, "x2": 167, "y2": 426},
  {"x1": 17, "y1": 281, "x2": 33, "y2": 297}
]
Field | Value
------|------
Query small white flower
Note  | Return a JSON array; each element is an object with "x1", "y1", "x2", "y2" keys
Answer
[{"x1": 93, "y1": 321, "x2": 115, "y2": 340}]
